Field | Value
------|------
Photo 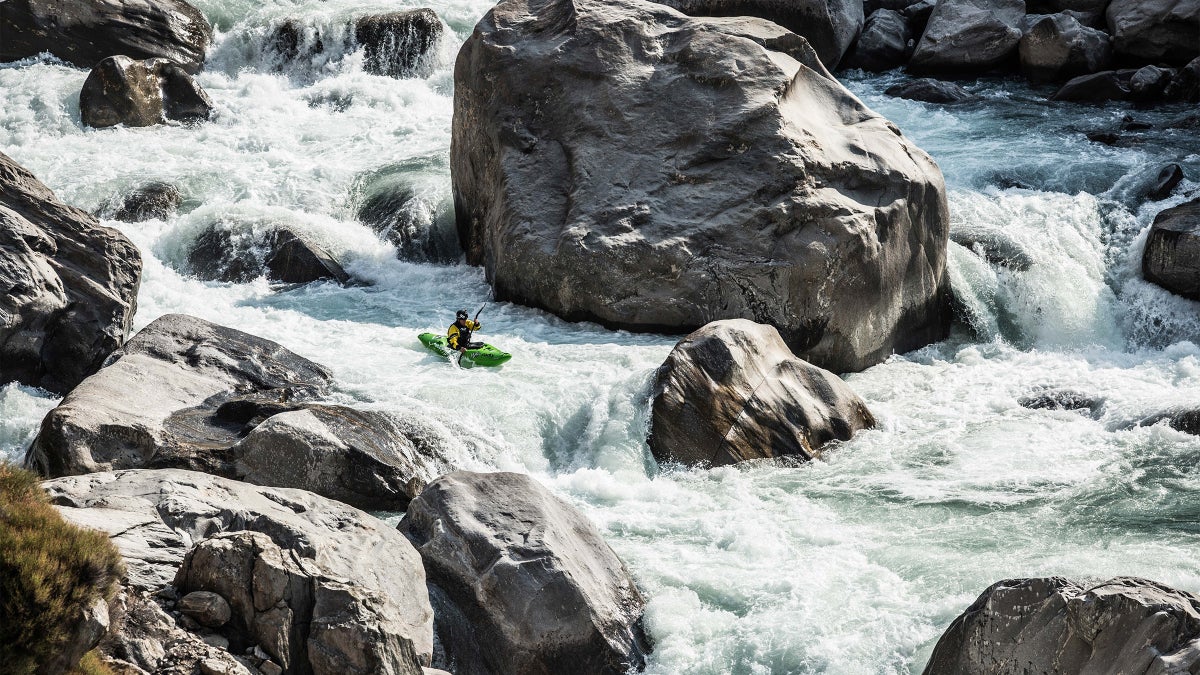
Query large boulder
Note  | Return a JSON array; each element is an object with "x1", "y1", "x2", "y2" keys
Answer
[
  {"x1": 908, "y1": 0, "x2": 1026, "y2": 75},
  {"x1": 923, "y1": 577, "x2": 1200, "y2": 674},
  {"x1": 843, "y1": 9, "x2": 913, "y2": 71},
  {"x1": 648, "y1": 0, "x2": 863, "y2": 69},
  {"x1": 1142, "y1": 198, "x2": 1200, "y2": 301},
  {"x1": 44, "y1": 469, "x2": 436, "y2": 668},
  {"x1": 28, "y1": 314, "x2": 447, "y2": 510},
  {"x1": 400, "y1": 471, "x2": 649, "y2": 675},
  {"x1": 353, "y1": 158, "x2": 460, "y2": 263},
  {"x1": 80, "y1": 55, "x2": 213, "y2": 129},
  {"x1": 0, "y1": 151, "x2": 141, "y2": 395},
  {"x1": 0, "y1": 0, "x2": 212, "y2": 73},
  {"x1": 648, "y1": 319, "x2": 875, "y2": 467},
  {"x1": 1106, "y1": 0, "x2": 1200, "y2": 65},
  {"x1": 1018, "y1": 13, "x2": 1112, "y2": 82},
  {"x1": 187, "y1": 224, "x2": 350, "y2": 285},
  {"x1": 452, "y1": 0, "x2": 952, "y2": 373}
]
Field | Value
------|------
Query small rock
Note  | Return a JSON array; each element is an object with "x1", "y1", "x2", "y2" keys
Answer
[
  {"x1": 79, "y1": 56, "x2": 213, "y2": 129},
  {"x1": 1018, "y1": 388, "x2": 1102, "y2": 415},
  {"x1": 1130, "y1": 64, "x2": 1176, "y2": 101},
  {"x1": 1143, "y1": 164, "x2": 1184, "y2": 202},
  {"x1": 259, "y1": 661, "x2": 283, "y2": 675},
  {"x1": 201, "y1": 634, "x2": 230, "y2": 650},
  {"x1": 178, "y1": 591, "x2": 232, "y2": 628},
  {"x1": 1051, "y1": 69, "x2": 1137, "y2": 102},
  {"x1": 111, "y1": 182, "x2": 182, "y2": 222},
  {"x1": 886, "y1": 78, "x2": 973, "y2": 103}
]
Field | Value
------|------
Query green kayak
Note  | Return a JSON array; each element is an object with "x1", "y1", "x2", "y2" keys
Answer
[{"x1": 418, "y1": 332, "x2": 512, "y2": 368}]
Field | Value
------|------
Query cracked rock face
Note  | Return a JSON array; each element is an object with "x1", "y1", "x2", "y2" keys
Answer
[
  {"x1": 400, "y1": 471, "x2": 649, "y2": 675},
  {"x1": 0, "y1": 151, "x2": 141, "y2": 395},
  {"x1": 924, "y1": 576, "x2": 1200, "y2": 674},
  {"x1": 451, "y1": 0, "x2": 951, "y2": 373},
  {"x1": 649, "y1": 319, "x2": 876, "y2": 467},
  {"x1": 44, "y1": 468, "x2": 435, "y2": 665}
]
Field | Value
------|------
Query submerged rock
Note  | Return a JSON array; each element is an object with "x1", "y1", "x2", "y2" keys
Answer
[
  {"x1": 923, "y1": 577, "x2": 1200, "y2": 674},
  {"x1": 950, "y1": 226, "x2": 1035, "y2": 270},
  {"x1": 354, "y1": 158, "x2": 460, "y2": 262},
  {"x1": 1018, "y1": 388, "x2": 1103, "y2": 415},
  {"x1": 648, "y1": 320, "x2": 875, "y2": 467},
  {"x1": 1142, "y1": 198, "x2": 1200, "y2": 301},
  {"x1": 1018, "y1": 13, "x2": 1112, "y2": 83},
  {"x1": 45, "y1": 468, "x2": 435, "y2": 667},
  {"x1": 1106, "y1": 0, "x2": 1200, "y2": 65},
  {"x1": 0, "y1": 0, "x2": 212, "y2": 72},
  {"x1": 0, "y1": 151, "x2": 141, "y2": 395},
  {"x1": 187, "y1": 224, "x2": 350, "y2": 285},
  {"x1": 110, "y1": 182, "x2": 183, "y2": 222},
  {"x1": 908, "y1": 0, "x2": 1025, "y2": 76},
  {"x1": 400, "y1": 471, "x2": 649, "y2": 675},
  {"x1": 80, "y1": 56, "x2": 213, "y2": 128},
  {"x1": 28, "y1": 314, "x2": 448, "y2": 510},
  {"x1": 649, "y1": 0, "x2": 863, "y2": 69},
  {"x1": 885, "y1": 77, "x2": 973, "y2": 103},
  {"x1": 844, "y1": 9, "x2": 912, "y2": 72},
  {"x1": 355, "y1": 10, "x2": 444, "y2": 78},
  {"x1": 452, "y1": 0, "x2": 952, "y2": 373}
]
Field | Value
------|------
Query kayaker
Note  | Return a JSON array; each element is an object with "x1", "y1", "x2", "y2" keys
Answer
[{"x1": 447, "y1": 309, "x2": 483, "y2": 352}]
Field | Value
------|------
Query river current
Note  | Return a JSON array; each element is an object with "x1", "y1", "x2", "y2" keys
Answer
[{"x1": 2, "y1": 0, "x2": 1199, "y2": 671}]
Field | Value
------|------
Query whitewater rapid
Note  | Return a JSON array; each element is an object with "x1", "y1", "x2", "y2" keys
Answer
[{"x1": 3, "y1": 0, "x2": 1200, "y2": 671}]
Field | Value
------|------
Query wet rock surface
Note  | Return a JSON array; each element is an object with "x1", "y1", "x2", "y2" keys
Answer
[
  {"x1": 649, "y1": 320, "x2": 876, "y2": 467},
  {"x1": 924, "y1": 577, "x2": 1200, "y2": 674},
  {"x1": 0, "y1": 151, "x2": 141, "y2": 395},
  {"x1": 1143, "y1": 198, "x2": 1200, "y2": 301},
  {"x1": 0, "y1": 0, "x2": 212, "y2": 72},
  {"x1": 401, "y1": 471, "x2": 649, "y2": 675},
  {"x1": 886, "y1": 77, "x2": 973, "y2": 103},
  {"x1": 187, "y1": 225, "x2": 350, "y2": 285},
  {"x1": 453, "y1": 0, "x2": 952, "y2": 373}
]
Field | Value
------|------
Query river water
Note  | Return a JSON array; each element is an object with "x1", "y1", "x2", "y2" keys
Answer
[{"x1": 2, "y1": 0, "x2": 1199, "y2": 672}]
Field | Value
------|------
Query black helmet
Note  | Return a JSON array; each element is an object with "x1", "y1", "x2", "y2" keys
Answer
[{"x1": 456, "y1": 309, "x2": 469, "y2": 320}]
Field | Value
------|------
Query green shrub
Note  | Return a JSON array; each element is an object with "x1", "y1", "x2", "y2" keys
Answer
[{"x1": 0, "y1": 464, "x2": 124, "y2": 674}]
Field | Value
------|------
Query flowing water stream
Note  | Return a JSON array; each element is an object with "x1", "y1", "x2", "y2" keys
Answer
[{"x1": 2, "y1": 0, "x2": 1200, "y2": 671}]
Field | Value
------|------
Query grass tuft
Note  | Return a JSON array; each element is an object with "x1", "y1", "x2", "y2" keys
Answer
[{"x1": 0, "y1": 464, "x2": 124, "y2": 674}]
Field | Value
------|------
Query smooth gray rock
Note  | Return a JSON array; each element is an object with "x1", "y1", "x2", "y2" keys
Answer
[
  {"x1": 187, "y1": 224, "x2": 350, "y2": 285},
  {"x1": 923, "y1": 577, "x2": 1200, "y2": 674},
  {"x1": 110, "y1": 182, "x2": 183, "y2": 222},
  {"x1": 649, "y1": 0, "x2": 863, "y2": 68},
  {"x1": 1018, "y1": 13, "x2": 1112, "y2": 83},
  {"x1": 44, "y1": 468, "x2": 436, "y2": 664},
  {"x1": 648, "y1": 320, "x2": 875, "y2": 467},
  {"x1": 1106, "y1": 0, "x2": 1200, "y2": 65},
  {"x1": 400, "y1": 471, "x2": 649, "y2": 675},
  {"x1": 177, "y1": 591, "x2": 232, "y2": 629},
  {"x1": 80, "y1": 55, "x2": 213, "y2": 129},
  {"x1": 0, "y1": 151, "x2": 141, "y2": 395},
  {"x1": 909, "y1": 0, "x2": 1026, "y2": 75},
  {"x1": 176, "y1": 531, "x2": 425, "y2": 675},
  {"x1": 354, "y1": 10, "x2": 444, "y2": 79},
  {"x1": 1051, "y1": 68, "x2": 1137, "y2": 101},
  {"x1": 0, "y1": 0, "x2": 211, "y2": 72},
  {"x1": 886, "y1": 77, "x2": 973, "y2": 102},
  {"x1": 452, "y1": 0, "x2": 952, "y2": 373},
  {"x1": 1143, "y1": 198, "x2": 1200, "y2": 301},
  {"x1": 844, "y1": 9, "x2": 913, "y2": 71},
  {"x1": 28, "y1": 314, "x2": 446, "y2": 511}
]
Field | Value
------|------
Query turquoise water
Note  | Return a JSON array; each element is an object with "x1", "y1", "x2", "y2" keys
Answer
[{"x1": 2, "y1": 3, "x2": 1200, "y2": 672}]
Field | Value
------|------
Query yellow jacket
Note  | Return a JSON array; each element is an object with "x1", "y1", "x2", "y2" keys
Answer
[{"x1": 447, "y1": 320, "x2": 481, "y2": 350}]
